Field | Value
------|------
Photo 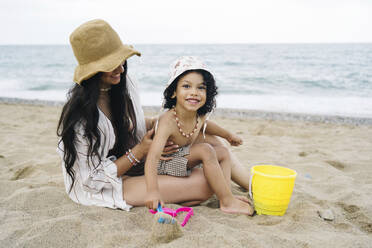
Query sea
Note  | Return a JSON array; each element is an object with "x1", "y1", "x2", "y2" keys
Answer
[{"x1": 1, "y1": 44, "x2": 372, "y2": 118}]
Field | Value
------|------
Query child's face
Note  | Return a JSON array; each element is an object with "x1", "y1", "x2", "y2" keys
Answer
[{"x1": 173, "y1": 72, "x2": 207, "y2": 112}]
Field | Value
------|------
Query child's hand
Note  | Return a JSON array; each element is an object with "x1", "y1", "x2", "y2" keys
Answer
[
  {"x1": 227, "y1": 134, "x2": 243, "y2": 146},
  {"x1": 145, "y1": 190, "x2": 164, "y2": 210}
]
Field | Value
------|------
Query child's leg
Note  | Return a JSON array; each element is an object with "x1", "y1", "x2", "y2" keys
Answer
[
  {"x1": 205, "y1": 145, "x2": 252, "y2": 204},
  {"x1": 213, "y1": 145, "x2": 232, "y2": 184},
  {"x1": 186, "y1": 143, "x2": 254, "y2": 215},
  {"x1": 194, "y1": 134, "x2": 251, "y2": 190}
]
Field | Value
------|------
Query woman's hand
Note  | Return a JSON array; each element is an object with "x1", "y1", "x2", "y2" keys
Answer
[
  {"x1": 145, "y1": 117, "x2": 156, "y2": 131},
  {"x1": 160, "y1": 141, "x2": 179, "y2": 161},
  {"x1": 227, "y1": 133, "x2": 243, "y2": 146},
  {"x1": 145, "y1": 190, "x2": 164, "y2": 210},
  {"x1": 138, "y1": 129, "x2": 178, "y2": 161}
]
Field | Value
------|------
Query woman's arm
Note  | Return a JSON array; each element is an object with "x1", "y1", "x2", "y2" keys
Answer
[
  {"x1": 144, "y1": 115, "x2": 173, "y2": 209},
  {"x1": 69, "y1": 125, "x2": 128, "y2": 195},
  {"x1": 114, "y1": 128, "x2": 154, "y2": 177}
]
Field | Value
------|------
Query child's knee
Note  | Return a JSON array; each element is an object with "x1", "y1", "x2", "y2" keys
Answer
[
  {"x1": 196, "y1": 143, "x2": 217, "y2": 161},
  {"x1": 214, "y1": 145, "x2": 230, "y2": 161}
]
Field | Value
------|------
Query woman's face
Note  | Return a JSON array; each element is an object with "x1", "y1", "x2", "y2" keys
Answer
[{"x1": 100, "y1": 62, "x2": 125, "y2": 87}]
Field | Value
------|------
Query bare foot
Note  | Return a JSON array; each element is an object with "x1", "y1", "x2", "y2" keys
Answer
[
  {"x1": 220, "y1": 198, "x2": 255, "y2": 216},
  {"x1": 235, "y1": 195, "x2": 253, "y2": 205}
]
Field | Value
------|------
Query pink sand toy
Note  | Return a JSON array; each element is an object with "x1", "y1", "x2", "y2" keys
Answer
[{"x1": 149, "y1": 206, "x2": 194, "y2": 227}]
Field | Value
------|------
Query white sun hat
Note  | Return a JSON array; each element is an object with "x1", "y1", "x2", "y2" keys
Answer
[{"x1": 165, "y1": 56, "x2": 212, "y2": 88}]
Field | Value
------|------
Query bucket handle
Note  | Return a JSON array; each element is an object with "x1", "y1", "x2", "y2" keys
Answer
[{"x1": 249, "y1": 172, "x2": 253, "y2": 199}]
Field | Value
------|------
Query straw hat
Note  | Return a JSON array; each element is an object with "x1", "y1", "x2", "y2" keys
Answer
[
  {"x1": 165, "y1": 56, "x2": 212, "y2": 88},
  {"x1": 70, "y1": 19, "x2": 141, "y2": 84}
]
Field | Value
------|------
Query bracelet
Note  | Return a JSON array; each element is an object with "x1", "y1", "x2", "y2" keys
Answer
[
  {"x1": 125, "y1": 152, "x2": 136, "y2": 167},
  {"x1": 128, "y1": 149, "x2": 140, "y2": 163},
  {"x1": 125, "y1": 149, "x2": 140, "y2": 167}
]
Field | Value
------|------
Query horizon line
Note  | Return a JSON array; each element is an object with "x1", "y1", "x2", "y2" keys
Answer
[{"x1": 1, "y1": 42, "x2": 372, "y2": 46}]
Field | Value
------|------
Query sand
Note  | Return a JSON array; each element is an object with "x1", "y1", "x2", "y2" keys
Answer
[{"x1": 0, "y1": 101, "x2": 371, "y2": 248}]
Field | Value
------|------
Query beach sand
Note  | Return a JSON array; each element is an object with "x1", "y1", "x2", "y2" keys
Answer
[{"x1": 0, "y1": 102, "x2": 371, "y2": 248}]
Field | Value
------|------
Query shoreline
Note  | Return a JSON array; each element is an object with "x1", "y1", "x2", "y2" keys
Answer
[{"x1": 1, "y1": 96, "x2": 371, "y2": 126}]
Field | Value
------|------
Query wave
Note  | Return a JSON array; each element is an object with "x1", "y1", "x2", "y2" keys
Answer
[{"x1": 1, "y1": 44, "x2": 372, "y2": 117}]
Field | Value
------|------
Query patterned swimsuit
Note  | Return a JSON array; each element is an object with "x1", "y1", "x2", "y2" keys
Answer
[
  {"x1": 155, "y1": 117, "x2": 207, "y2": 177},
  {"x1": 157, "y1": 145, "x2": 193, "y2": 177}
]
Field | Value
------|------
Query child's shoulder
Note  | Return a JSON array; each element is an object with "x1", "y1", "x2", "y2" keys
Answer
[
  {"x1": 156, "y1": 110, "x2": 175, "y2": 128},
  {"x1": 159, "y1": 109, "x2": 173, "y2": 121}
]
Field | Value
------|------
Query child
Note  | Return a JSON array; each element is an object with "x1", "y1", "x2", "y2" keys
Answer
[{"x1": 145, "y1": 56, "x2": 254, "y2": 215}]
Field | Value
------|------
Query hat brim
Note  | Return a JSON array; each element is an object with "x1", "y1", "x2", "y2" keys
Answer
[
  {"x1": 166, "y1": 67, "x2": 211, "y2": 89},
  {"x1": 73, "y1": 45, "x2": 141, "y2": 84}
]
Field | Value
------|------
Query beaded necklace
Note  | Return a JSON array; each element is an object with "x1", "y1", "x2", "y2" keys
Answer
[{"x1": 173, "y1": 108, "x2": 199, "y2": 138}]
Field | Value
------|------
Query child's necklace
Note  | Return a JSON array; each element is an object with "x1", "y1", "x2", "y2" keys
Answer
[{"x1": 173, "y1": 108, "x2": 199, "y2": 138}]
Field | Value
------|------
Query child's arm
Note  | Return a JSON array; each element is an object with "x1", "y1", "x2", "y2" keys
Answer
[
  {"x1": 144, "y1": 115, "x2": 173, "y2": 209},
  {"x1": 205, "y1": 120, "x2": 243, "y2": 146}
]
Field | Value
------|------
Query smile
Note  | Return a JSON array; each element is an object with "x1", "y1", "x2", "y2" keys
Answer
[
  {"x1": 111, "y1": 74, "x2": 121, "y2": 79},
  {"x1": 186, "y1": 98, "x2": 200, "y2": 104}
]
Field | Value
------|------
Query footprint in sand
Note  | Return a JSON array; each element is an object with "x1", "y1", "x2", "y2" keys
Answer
[
  {"x1": 337, "y1": 202, "x2": 372, "y2": 234},
  {"x1": 325, "y1": 160, "x2": 346, "y2": 170},
  {"x1": 203, "y1": 195, "x2": 219, "y2": 209},
  {"x1": 298, "y1": 152, "x2": 307, "y2": 157},
  {"x1": 339, "y1": 203, "x2": 359, "y2": 214},
  {"x1": 298, "y1": 149, "x2": 327, "y2": 158},
  {"x1": 11, "y1": 165, "x2": 34, "y2": 180},
  {"x1": 257, "y1": 218, "x2": 283, "y2": 226},
  {"x1": 254, "y1": 125, "x2": 266, "y2": 136}
]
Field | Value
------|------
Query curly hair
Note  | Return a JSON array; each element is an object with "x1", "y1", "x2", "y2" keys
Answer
[{"x1": 163, "y1": 69, "x2": 218, "y2": 116}]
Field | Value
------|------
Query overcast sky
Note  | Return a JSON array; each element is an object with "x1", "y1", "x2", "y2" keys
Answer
[{"x1": 1, "y1": 0, "x2": 371, "y2": 44}]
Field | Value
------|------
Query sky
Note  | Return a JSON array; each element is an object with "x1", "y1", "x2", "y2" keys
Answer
[{"x1": 1, "y1": 0, "x2": 371, "y2": 44}]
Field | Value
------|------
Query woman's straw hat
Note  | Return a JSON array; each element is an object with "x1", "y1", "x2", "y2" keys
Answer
[{"x1": 70, "y1": 19, "x2": 141, "y2": 84}]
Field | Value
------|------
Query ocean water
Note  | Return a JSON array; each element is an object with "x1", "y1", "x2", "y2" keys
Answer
[{"x1": 1, "y1": 44, "x2": 372, "y2": 118}]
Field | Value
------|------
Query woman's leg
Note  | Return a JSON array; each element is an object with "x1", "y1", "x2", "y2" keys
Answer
[
  {"x1": 194, "y1": 133, "x2": 251, "y2": 190},
  {"x1": 123, "y1": 168, "x2": 213, "y2": 206}
]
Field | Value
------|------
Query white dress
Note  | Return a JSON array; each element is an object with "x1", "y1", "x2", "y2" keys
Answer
[{"x1": 57, "y1": 74, "x2": 146, "y2": 211}]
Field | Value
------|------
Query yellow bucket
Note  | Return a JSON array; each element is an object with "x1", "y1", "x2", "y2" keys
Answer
[{"x1": 250, "y1": 165, "x2": 297, "y2": 216}]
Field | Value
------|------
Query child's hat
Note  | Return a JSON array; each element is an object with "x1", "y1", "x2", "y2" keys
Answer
[
  {"x1": 70, "y1": 19, "x2": 141, "y2": 84},
  {"x1": 166, "y1": 56, "x2": 212, "y2": 88}
]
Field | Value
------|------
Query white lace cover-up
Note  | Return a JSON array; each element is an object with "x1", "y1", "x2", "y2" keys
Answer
[{"x1": 57, "y1": 74, "x2": 146, "y2": 210}]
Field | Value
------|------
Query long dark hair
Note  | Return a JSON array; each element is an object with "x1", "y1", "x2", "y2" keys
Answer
[
  {"x1": 57, "y1": 62, "x2": 138, "y2": 192},
  {"x1": 163, "y1": 69, "x2": 218, "y2": 116}
]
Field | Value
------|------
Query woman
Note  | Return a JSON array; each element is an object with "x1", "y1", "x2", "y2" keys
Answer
[{"x1": 57, "y1": 19, "x2": 251, "y2": 211}]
